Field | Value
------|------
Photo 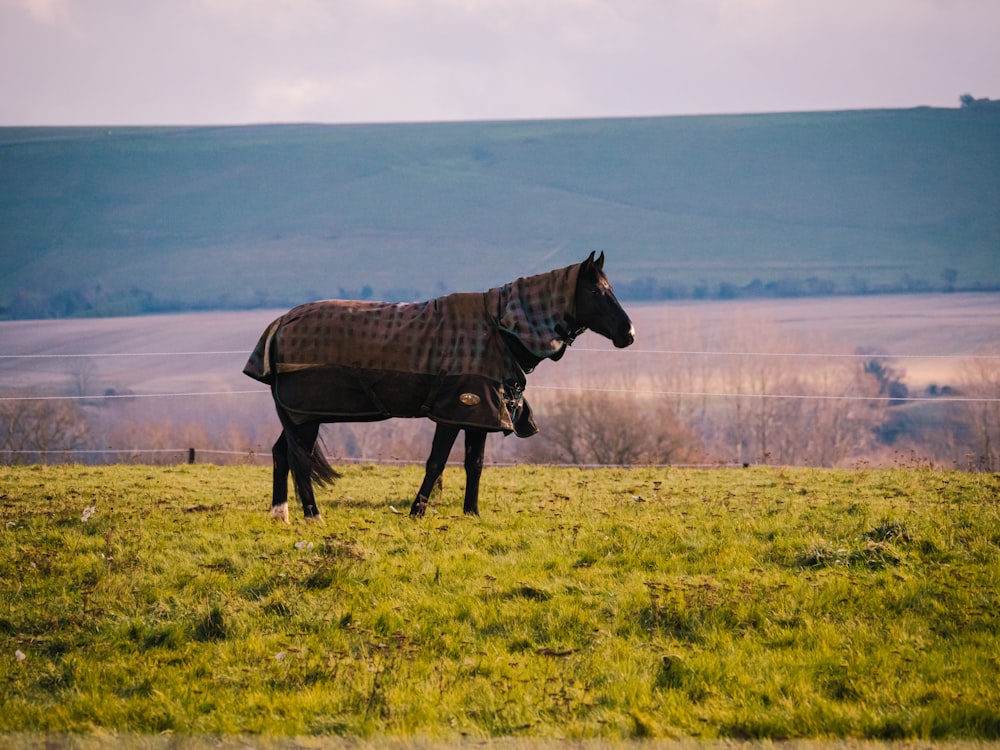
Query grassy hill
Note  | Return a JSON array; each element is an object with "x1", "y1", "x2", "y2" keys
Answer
[{"x1": 1, "y1": 107, "x2": 998, "y2": 318}]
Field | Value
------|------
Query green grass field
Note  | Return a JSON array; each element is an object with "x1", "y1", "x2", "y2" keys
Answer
[{"x1": 1, "y1": 463, "x2": 998, "y2": 742}]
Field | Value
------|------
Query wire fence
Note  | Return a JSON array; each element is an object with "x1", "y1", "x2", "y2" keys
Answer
[
  {"x1": 3, "y1": 347, "x2": 999, "y2": 404},
  {"x1": 2, "y1": 344, "x2": 998, "y2": 467},
  {"x1": 0, "y1": 446, "x2": 741, "y2": 470},
  {"x1": 5, "y1": 346, "x2": 1000, "y2": 361}
]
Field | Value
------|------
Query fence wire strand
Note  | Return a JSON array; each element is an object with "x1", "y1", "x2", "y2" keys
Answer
[
  {"x1": 5, "y1": 347, "x2": 1000, "y2": 360},
  {"x1": 2, "y1": 343, "x2": 1000, "y2": 403},
  {"x1": 2, "y1": 386, "x2": 997, "y2": 404}
]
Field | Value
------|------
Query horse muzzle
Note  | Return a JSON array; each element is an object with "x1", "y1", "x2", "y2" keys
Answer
[{"x1": 613, "y1": 323, "x2": 636, "y2": 348}]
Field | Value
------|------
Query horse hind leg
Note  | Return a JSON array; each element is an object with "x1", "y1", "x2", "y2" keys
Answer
[
  {"x1": 289, "y1": 420, "x2": 324, "y2": 521},
  {"x1": 274, "y1": 407, "x2": 336, "y2": 521},
  {"x1": 271, "y1": 431, "x2": 291, "y2": 523}
]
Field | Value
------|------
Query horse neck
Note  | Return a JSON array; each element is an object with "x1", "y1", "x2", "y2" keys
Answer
[
  {"x1": 492, "y1": 274, "x2": 576, "y2": 364},
  {"x1": 499, "y1": 329, "x2": 545, "y2": 373}
]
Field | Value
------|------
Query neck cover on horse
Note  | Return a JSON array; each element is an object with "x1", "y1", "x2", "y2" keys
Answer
[
  {"x1": 244, "y1": 262, "x2": 581, "y2": 433},
  {"x1": 496, "y1": 262, "x2": 578, "y2": 362}
]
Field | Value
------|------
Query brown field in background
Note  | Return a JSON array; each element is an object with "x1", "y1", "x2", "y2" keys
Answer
[
  {"x1": 565, "y1": 293, "x2": 1000, "y2": 388},
  {"x1": 2, "y1": 293, "x2": 997, "y2": 467},
  {"x1": 5, "y1": 293, "x2": 996, "y2": 390}
]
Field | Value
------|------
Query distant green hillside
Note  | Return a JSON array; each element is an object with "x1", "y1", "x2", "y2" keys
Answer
[{"x1": 1, "y1": 108, "x2": 998, "y2": 318}]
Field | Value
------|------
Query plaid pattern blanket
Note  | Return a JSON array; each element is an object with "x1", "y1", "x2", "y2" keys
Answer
[{"x1": 244, "y1": 262, "x2": 580, "y2": 433}]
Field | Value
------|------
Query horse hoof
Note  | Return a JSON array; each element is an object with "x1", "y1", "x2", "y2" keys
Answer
[
  {"x1": 305, "y1": 515, "x2": 325, "y2": 524},
  {"x1": 410, "y1": 501, "x2": 427, "y2": 518},
  {"x1": 271, "y1": 503, "x2": 290, "y2": 523}
]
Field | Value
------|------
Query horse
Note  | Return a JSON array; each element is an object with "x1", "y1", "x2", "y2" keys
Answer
[{"x1": 244, "y1": 251, "x2": 634, "y2": 521}]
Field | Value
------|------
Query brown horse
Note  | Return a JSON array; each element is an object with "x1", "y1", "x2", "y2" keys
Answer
[{"x1": 245, "y1": 252, "x2": 634, "y2": 520}]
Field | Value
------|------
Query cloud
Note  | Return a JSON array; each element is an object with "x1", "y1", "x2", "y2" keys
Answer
[
  {"x1": 0, "y1": 0, "x2": 69, "y2": 24},
  {"x1": 252, "y1": 77, "x2": 334, "y2": 120},
  {"x1": 1, "y1": 0, "x2": 998, "y2": 124}
]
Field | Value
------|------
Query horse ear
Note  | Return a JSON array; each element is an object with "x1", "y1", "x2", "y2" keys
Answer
[
  {"x1": 596, "y1": 251, "x2": 605, "y2": 270},
  {"x1": 582, "y1": 251, "x2": 596, "y2": 274}
]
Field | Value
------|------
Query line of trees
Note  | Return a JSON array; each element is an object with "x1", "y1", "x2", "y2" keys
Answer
[
  {"x1": 614, "y1": 270, "x2": 1000, "y2": 303},
  {"x1": 7, "y1": 269, "x2": 1000, "y2": 321},
  {"x1": 960, "y1": 94, "x2": 1000, "y2": 111}
]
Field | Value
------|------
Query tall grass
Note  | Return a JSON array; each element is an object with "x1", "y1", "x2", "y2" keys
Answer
[{"x1": 1, "y1": 463, "x2": 998, "y2": 740}]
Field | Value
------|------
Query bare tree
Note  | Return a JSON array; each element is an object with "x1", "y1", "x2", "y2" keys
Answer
[
  {"x1": 522, "y1": 388, "x2": 700, "y2": 466},
  {"x1": 645, "y1": 309, "x2": 716, "y2": 427},
  {"x1": 958, "y1": 349, "x2": 1000, "y2": 470},
  {"x1": 65, "y1": 357, "x2": 99, "y2": 398},
  {"x1": 694, "y1": 320, "x2": 888, "y2": 466},
  {"x1": 800, "y1": 357, "x2": 886, "y2": 466},
  {"x1": 713, "y1": 313, "x2": 798, "y2": 464},
  {"x1": 0, "y1": 394, "x2": 92, "y2": 464}
]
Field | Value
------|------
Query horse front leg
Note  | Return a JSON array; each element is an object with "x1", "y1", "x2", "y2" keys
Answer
[
  {"x1": 462, "y1": 428, "x2": 487, "y2": 516},
  {"x1": 271, "y1": 431, "x2": 291, "y2": 523},
  {"x1": 411, "y1": 423, "x2": 460, "y2": 517},
  {"x1": 288, "y1": 421, "x2": 323, "y2": 521}
]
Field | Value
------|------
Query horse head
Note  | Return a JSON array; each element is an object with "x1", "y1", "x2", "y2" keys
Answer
[{"x1": 574, "y1": 251, "x2": 635, "y2": 349}]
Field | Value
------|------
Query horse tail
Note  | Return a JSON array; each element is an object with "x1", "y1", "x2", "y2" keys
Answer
[{"x1": 275, "y1": 403, "x2": 340, "y2": 489}]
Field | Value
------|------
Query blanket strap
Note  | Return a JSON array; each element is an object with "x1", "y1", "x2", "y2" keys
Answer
[
  {"x1": 359, "y1": 377, "x2": 391, "y2": 418},
  {"x1": 419, "y1": 373, "x2": 444, "y2": 417},
  {"x1": 555, "y1": 316, "x2": 586, "y2": 347}
]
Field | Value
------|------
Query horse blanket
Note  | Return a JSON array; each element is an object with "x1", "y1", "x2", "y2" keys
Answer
[{"x1": 244, "y1": 263, "x2": 582, "y2": 434}]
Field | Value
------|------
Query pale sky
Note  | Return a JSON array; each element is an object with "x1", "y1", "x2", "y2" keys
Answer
[{"x1": 1, "y1": 0, "x2": 997, "y2": 126}]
